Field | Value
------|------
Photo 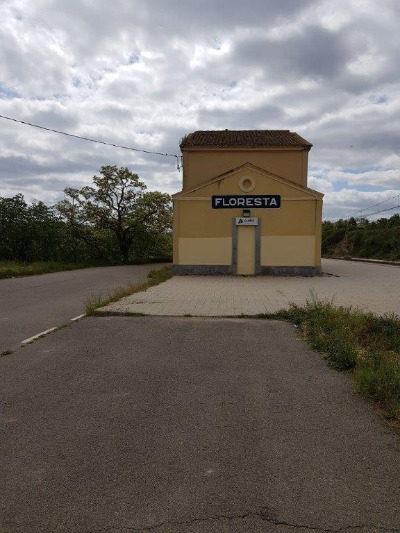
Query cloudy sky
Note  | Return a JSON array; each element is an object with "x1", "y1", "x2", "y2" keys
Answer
[{"x1": 0, "y1": 0, "x2": 399, "y2": 220}]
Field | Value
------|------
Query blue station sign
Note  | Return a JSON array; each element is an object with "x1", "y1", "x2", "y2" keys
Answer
[{"x1": 212, "y1": 195, "x2": 281, "y2": 209}]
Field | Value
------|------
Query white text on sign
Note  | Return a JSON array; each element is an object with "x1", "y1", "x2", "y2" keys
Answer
[{"x1": 212, "y1": 195, "x2": 281, "y2": 209}]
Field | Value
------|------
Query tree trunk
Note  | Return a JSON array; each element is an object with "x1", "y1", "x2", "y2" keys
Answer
[{"x1": 119, "y1": 240, "x2": 130, "y2": 263}]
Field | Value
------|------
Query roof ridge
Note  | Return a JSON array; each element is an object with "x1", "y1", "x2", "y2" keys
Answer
[{"x1": 180, "y1": 130, "x2": 312, "y2": 149}]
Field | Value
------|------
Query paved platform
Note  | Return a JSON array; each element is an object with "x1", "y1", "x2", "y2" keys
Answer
[{"x1": 99, "y1": 259, "x2": 400, "y2": 317}]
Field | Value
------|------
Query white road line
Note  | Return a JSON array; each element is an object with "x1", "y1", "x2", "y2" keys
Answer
[
  {"x1": 21, "y1": 327, "x2": 58, "y2": 345},
  {"x1": 71, "y1": 314, "x2": 85, "y2": 322}
]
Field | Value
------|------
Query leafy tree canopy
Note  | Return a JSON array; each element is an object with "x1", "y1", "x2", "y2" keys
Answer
[{"x1": 57, "y1": 165, "x2": 172, "y2": 262}]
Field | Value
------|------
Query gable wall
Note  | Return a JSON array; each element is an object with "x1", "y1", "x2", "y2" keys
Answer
[{"x1": 182, "y1": 148, "x2": 308, "y2": 190}]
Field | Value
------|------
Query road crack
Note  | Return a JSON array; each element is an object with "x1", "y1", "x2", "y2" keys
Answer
[{"x1": 93, "y1": 509, "x2": 400, "y2": 532}]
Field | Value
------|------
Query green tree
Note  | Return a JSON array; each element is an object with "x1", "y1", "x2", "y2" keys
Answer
[
  {"x1": 0, "y1": 195, "x2": 71, "y2": 262},
  {"x1": 0, "y1": 194, "x2": 29, "y2": 260},
  {"x1": 57, "y1": 165, "x2": 172, "y2": 263}
]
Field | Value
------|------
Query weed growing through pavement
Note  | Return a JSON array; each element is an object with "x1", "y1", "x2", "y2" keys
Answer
[
  {"x1": 275, "y1": 296, "x2": 400, "y2": 420},
  {"x1": 85, "y1": 266, "x2": 172, "y2": 315}
]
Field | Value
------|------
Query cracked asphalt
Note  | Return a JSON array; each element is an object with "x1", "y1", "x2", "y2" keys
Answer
[{"x1": 1, "y1": 316, "x2": 400, "y2": 532}]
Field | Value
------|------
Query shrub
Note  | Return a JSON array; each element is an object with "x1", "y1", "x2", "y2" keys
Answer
[{"x1": 280, "y1": 297, "x2": 400, "y2": 419}]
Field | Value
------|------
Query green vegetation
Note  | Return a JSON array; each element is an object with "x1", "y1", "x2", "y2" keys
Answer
[
  {"x1": 85, "y1": 265, "x2": 172, "y2": 315},
  {"x1": 0, "y1": 260, "x2": 97, "y2": 279},
  {"x1": 322, "y1": 214, "x2": 400, "y2": 261},
  {"x1": 0, "y1": 166, "x2": 172, "y2": 272},
  {"x1": 57, "y1": 165, "x2": 172, "y2": 264},
  {"x1": 276, "y1": 298, "x2": 400, "y2": 419}
]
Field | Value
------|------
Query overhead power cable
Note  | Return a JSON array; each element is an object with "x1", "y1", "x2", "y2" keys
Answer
[
  {"x1": 0, "y1": 114, "x2": 182, "y2": 170},
  {"x1": 357, "y1": 204, "x2": 400, "y2": 219},
  {"x1": 345, "y1": 193, "x2": 400, "y2": 218},
  {"x1": 329, "y1": 198, "x2": 400, "y2": 223}
]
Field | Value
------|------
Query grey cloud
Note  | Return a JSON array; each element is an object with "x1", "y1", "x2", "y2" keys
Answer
[
  {"x1": 233, "y1": 25, "x2": 350, "y2": 82},
  {"x1": 140, "y1": 0, "x2": 318, "y2": 35},
  {"x1": 94, "y1": 105, "x2": 134, "y2": 122},
  {"x1": 197, "y1": 104, "x2": 285, "y2": 130},
  {"x1": 29, "y1": 109, "x2": 80, "y2": 131},
  {"x1": 103, "y1": 79, "x2": 140, "y2": 100},
  {"x1": 0, "y1": 154, "x2": 99, "y2": 179}
]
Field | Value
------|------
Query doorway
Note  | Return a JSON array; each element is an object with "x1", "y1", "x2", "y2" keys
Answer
[{"x1": 236, "y1": 226, "x2": 256, "y2": 275}]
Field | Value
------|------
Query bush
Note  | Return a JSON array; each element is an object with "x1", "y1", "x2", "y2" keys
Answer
[
  {"x1": 355, "y1": 350, "x2": 400, "y2": 417},
  {"x1": 322, "y1": 215, "x2": 400, "y2": 261},
  {"x1": 280, "y1": 298, "x2": 400, "y2": 418}
]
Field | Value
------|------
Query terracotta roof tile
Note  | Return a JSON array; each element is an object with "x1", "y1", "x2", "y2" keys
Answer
[{"x1": 180, "y1": 130, "x2": 312, "y2": 149}]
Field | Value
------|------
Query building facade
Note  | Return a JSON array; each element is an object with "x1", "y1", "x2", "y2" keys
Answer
[{"x1": 172, "y1": 130, "x2": 323, "y2": 276}]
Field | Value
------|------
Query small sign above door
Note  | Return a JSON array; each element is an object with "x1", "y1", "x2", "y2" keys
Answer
[{"x1": 235, "y1": 217, "x2": 259, "y2": 226}]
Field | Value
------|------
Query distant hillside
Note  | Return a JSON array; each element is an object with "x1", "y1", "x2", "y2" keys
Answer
[{"x1": 322, "y1": 214, "x2": 400, "y2": 261}]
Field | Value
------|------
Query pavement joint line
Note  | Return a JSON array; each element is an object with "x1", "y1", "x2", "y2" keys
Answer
[
  {"x1": 21, "y1": 327, "x2": 58, "y2": 345},
  {"x1": 71, "y1": 314, "x2": 85, "y2": 322}
]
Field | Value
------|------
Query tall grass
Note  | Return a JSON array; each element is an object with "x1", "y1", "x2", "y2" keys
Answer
[{"x1": 278, "y1": 298, "x2": 400, "y2": 419}]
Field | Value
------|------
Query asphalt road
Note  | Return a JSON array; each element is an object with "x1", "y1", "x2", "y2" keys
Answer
[
  {"x1": 0, "y1": 264, "x2": 161, "y2": 353},
  {"x1": 1, "y1": 316, "x2": 400, "y2": 532}
]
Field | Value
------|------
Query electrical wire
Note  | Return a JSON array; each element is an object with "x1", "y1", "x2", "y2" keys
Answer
[
  {"x1": 356, "y1": 204, "x2": 400, "y2": 219},
  {"x1": 328, "y1": 201, "x2": 400, "y2": 224},
  {"x1": 328, "y1": 193, "x2": 400, "y2": 222},
  {"x1": 0, "y1": 114, "x2": 182, "y2": 170},
  {"x1": 345, "y1": 193, "x2": 400, "y2": 218}
]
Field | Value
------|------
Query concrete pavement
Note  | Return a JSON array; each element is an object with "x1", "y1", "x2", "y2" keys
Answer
[
  {"x1": 0, "y1": 264, "x2": 162, "y2": 353},
  {"x1": 1, "y1": 316, "x2": 400, "y2": 532},
  {"x1": 99, "y1": 259, "x2": 400, "y2": 317}
]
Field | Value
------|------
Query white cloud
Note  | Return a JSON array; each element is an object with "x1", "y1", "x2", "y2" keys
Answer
[
  {"x1": 328, "y1": 169, "x2": 400, "y2": 188},
  {"x1": 308, "y1": 176, "x2": 334, "y2": 192}
]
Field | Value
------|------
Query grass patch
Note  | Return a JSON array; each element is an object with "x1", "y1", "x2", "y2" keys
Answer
[
  {"x1": 277, "y1": 296, "x2": 400, "y2": 419},
  {"x1": 85, "y1": 266, "x2": 172, "y2": 315},
  {"x1": 0, "y1": 259, "x2": 172, "y2": 279},
  {"x1": 0, "y1": 260, "x2": 96, "y2": 279}
]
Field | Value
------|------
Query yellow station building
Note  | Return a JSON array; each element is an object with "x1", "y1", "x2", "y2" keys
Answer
[{"x1": 172, "y1": 130, "x2": 323, "y2": 276}]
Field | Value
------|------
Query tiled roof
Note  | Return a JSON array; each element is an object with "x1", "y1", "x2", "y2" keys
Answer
[{"x1": 180, "y1": 130, "x2": 312, "y2": 149}]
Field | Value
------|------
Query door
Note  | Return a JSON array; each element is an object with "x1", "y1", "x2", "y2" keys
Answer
[{"x1": 236, "y1": 225, "x2": 256, "y2": 275}]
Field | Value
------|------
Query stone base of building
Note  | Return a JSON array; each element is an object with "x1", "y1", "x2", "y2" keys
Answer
[
  {"x1": 258, "y1": 266, "x2": 321, "y2": 277},
  {"x1": 173, "y1": 265, "x2": 321, "y2": 277},
  {"x1": 172, "y1": 265, "x2": 235, "y2": 275}
]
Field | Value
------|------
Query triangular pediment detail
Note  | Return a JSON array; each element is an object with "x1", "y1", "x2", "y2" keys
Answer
[{"x1": 173, "y1": 162, "x2": 323, "y2": 199}]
